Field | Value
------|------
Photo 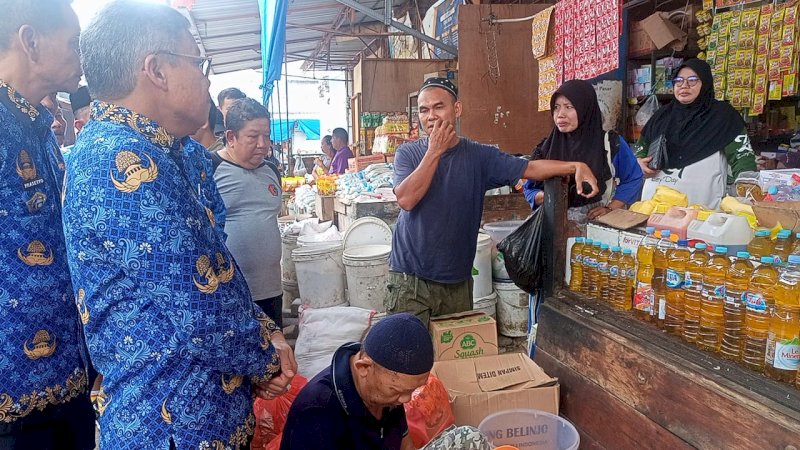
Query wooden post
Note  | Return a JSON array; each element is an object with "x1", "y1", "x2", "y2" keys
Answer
[{"x1": 541, "y1": 178, "x2": 568, "y2": 298}]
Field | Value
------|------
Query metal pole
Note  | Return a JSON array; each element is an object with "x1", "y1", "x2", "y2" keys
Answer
[
  {"x1": 284, "y1": 47, "x2": 291, "y2": 172},
  {"x1": 334, "y1": 0, "x2": 458, "y2": 56}
]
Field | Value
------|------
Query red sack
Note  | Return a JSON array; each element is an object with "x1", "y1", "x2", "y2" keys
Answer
[
  {"x1": 403, "y1": 375, "x2": 455, "y2": 449},
  {"x1": 251, "y1": 376, "x2": 308, "y2": 450},
  {"x1": 265, "y1": 433, "x2": 282, "y2": 450}
]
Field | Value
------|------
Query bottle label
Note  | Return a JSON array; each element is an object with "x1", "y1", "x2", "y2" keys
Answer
[
  {"x1": 626, "y1": 268, "x2": 636, "y2": 278},
  {"x1": 768, "y1": 337, "x2": 800, "y2": 370},
  {"x1": 575, "y1": 254, "x2": 583, "y2": 264},
  {"x1": 585, "y1": 258, "x2": 596, "y2": 268},
  {"x1": 634, "y1": 282, "x2": 654, "y2": 313},
  {"x1": 609, "y1": 265, "x2": 620, "y2": 277},
  {"x1": 702, "y1": 284, "x2": 725, "y2": 300},
  {"x1": 598, "y1": 262, "x2": 609, "y2": 274},
  {"x1": 658, "y1": 296, "x2": 666, "y2": 320},
  {"x1": 684, "y1": 272, "x2": 702, "y2": 291},
  {"x1": 725, "y1": 289, "x2": 743, "y2": 307},
  {"x1": 743, "y1": 292, "x2": 768, "y2": 313},
  {"x1": 666, "y1": 269, "x2": 684, "y2": 289}
]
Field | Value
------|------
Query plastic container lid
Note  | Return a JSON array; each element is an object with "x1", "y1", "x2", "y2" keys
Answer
[
  {"x1": 737, "y1": 251, "x2": 750, "y2": 258},
  {"x1": 576, "y1": 237, "x2": 585, "y2": 243},
  {"x1": 342, "y1": 217, "x2": 393, "y2": 250},
  {"x1": 714, "y1": 246, "x2": 728, "y2": 253},
  {"x1": 585, "y1": 238, "x2": 594, "y2": 244},
  {"x1": 646, "y1": 226, "x2": 656, "y2": 234},
  {"x1": 777, "y1": 229, "x2": 791, "y2": 238},
  {"x1": 755, "y1": 229, "x2": 770, "y2": 237},
  {"x1": 661, "y1": 230, "x2": 671, "y2": 237},
  {"x1": 601, "y1": 244, "x2": 609, "y2": 249},
  {"x1": 789, "y1": 255, "x2": 800, "y2": 264},
  {"x1": 595, "y1": 241, "x2": 602, "y2": 247},
  {"x1": 694, "y1": 243, "x2": 707, "y2": 250},
  {"x1": 677, "y1": 240, "x2": 688, "y2": 247},
  {"x1": 761, "y1": 256, "x2": 774, "y2": 264},
  {"x1": 611, "y1": 246, "x2": 621, "y2": 252},
  {"x1": 623, "y1": 248, "x2": 633, "y2": 254},
  {"x1": 342, "y1": 244, "x2": 391, "y2": 261},
  {"x1": 768, "y1": 186, "x2": 779, "y2": 195}
]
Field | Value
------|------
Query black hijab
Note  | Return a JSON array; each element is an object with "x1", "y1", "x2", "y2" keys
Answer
[
  {"x1": 641, "y1": 58, "x2": 744, "y2": 169},
  {"x1": 536, "y1": 79, "x2": 612, "y2": 207}
]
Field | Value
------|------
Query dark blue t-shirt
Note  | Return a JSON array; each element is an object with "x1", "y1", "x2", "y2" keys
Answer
[
  {"x1": 280, "y1": 343, "x2": 409, "y2": 450},
  {"x1": 390, "y1": 138, "x2": 528, "y2": 283}
]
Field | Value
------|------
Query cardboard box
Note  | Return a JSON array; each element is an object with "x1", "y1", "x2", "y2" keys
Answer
[
  {"x1": 431, "y1": 353, "x2": 559, "y2": 427},
  {"x1": 587, "y1": 222, "x2": 620, "y2": 247},
  {"x1": 347, "y1": 154, "x2": 386, "y2": 172},
  {"x1": 629, "y1": 20, "x2": 655, "y2": 56},
  {"x1": 753, "y1": 201, "x2": 800, "y2": 232},
  {"x1": 620, "y1": 230, "x2": 645, "y2": 253},
  {"x1": 430, "y1": 312, "x2": 498, "y2": 362},
  {"x1": 640, "y1": 12, "x2": 688, "y2": 51}
]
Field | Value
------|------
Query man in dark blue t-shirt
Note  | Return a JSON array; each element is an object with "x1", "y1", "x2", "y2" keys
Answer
[{"x1": 387, "y1": 78, "x2": 600, "y2": 326}]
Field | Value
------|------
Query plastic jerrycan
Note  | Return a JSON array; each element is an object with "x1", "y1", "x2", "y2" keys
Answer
[
  {"x1": 647, "y1": 207, "x2": 698, "y2": 241},
  {"x1": 687, "y1": 213, "x2": 753, "y2": 255}
]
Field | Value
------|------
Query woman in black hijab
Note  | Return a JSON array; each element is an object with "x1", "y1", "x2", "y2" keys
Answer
[
  {"x1": 524, "y1": 80, "x2": 643, "y2": 225},
  {"x1": 635, "y1": 59, "x2": 756, "y2": 209}
]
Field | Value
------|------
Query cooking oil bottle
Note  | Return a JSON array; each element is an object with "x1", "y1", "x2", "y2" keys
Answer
[
  {"x1": 569, "y1": 237, "x2": 586, "y2": 292},
  {"x1": 772, "y1": 229, "x2": 793, "y2": 266},
  {"x1": 720, "y1": 251, "x2": 753, "y2": 360},
  {"x1": 606, "y1": 246, "x2": 622, "y2": 304},
  {"x1": 748, "y1": 229, "x2": 774, "y2": 261},
  {"x1": 664, "y1": 239, "x2": 690, "y2": 336},
  {"x1": 652, "y1": 230, "x2": 675, "y2": 328},
  {"x1": 765, "y1": 255, "x2": 800, "y2": 383},
  {"x1": 580, "y1": 239, "x2": 594, "y2": 295},
  {"x1": 635, "y1": 227, "x2": 658, "y2": 321},
  {"x1": 791, "y1": 232, "x2": 800, "y2": 257},
  {"x1": 683, "y1": 243, "x2": 709, "y2": 344},
  {"x1": 698, "y1": 246, "x2": 729, "y2": 352},
  {"x1": 596, "y1": 244, "x2": 612, "y2": 302},
  {"x1": 742, "y1": 256, "x2": 778, "y2": 372},
  {"x1": 613, "y1": 248, "x2": 636, "y2": 311},
  {"x1": 586, "y1": 241, "x2": 603, "y2": 298}
]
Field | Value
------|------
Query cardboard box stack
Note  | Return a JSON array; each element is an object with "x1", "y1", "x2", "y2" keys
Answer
[{"x1": 430, "y1": 312, "x2": 499, "y2": 362}]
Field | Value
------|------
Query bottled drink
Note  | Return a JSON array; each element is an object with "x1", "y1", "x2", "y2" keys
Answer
[
  {"x1": 613, "y1": 248, "x2": 636, "y2": 311},
  {"x1": 742, "y1": 256, "x2": 778, "y2": 372},
  {"x1": 652, "y1": 230, "x2": 675, "y2": 328},
  {"x1": 765, "y1": 255, "x2": 800, "y2": 382},
  {"x1": 698, "y1": 246, "x2": 729, "y2": 352},
  {"x1": 791, "y1": 233, "x2": 800, "y2": 257},
  {"x1": 683, "y1": 243, "x2": 709, "y2": 344},
  {"x1": 634, "y1": 227, "x2": 658, "y2": 321},
  {"x1": 772, "y1": 229, "x2": 793, "y2": 266},
  {"x1": 720, "y1": 251, "x2": 753, "y2": 360},
  {"x1": 606, "y1": 246, "x2": 622, "y2": 304},
  {"x1": 569, "y1": 237, "x2": 586, "y2": 292},
  {"x1": 580, "y1": 239, "x2": 594, "y2": 295},
  {"x1": 664, "y1": 240, "x2": 690, "y2": 335},
  {"x1": 596, "y1": 244, "x2": 612, "y2": 302},
  {"x1": 748, "y1": 229, "x2": 774, "y2": 261},
  {"x1": 587, "y1": 242, "x2": 603, "y2": 299}
]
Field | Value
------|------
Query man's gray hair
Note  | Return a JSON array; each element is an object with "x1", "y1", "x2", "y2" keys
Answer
[
  {"x1": 0, "y1": 0, "x2": 73, "y2": 52},
  {"x1": 80, "y1": 0, "x2": 191, "y2": 100}
]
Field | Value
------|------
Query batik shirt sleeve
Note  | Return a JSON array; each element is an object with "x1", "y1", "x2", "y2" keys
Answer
[{"x1": 62, "y1": 103, "x2": 279, "y2": 450}]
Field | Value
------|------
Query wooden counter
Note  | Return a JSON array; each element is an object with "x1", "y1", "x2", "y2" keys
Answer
[{"x1": 535, "y1": 179, "x2": 800, "y2": 449}]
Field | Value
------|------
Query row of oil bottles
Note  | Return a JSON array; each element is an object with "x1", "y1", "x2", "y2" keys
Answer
[{"x1": 568, "y1": 226, "x2": 800, "y2": 389}]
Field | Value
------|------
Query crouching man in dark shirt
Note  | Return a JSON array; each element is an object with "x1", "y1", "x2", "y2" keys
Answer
[{"x1": 280, "y1": 313, "x2": 492, "y2": 450}]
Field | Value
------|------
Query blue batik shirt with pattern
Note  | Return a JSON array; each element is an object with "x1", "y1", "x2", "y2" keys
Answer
[
  {"x1": 0, "y1": 79, "x2": 90, "y2": 424},
  {"x1": 62, "y1": 102, "x2": 281, "y2": 450}
]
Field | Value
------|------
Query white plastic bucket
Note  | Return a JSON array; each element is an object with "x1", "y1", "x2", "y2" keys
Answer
[
  {"x1": 281, "y1": 280, "x2": 299, "y2": 311},
  {"x1": 473, "y1": 291, "x2": 497, "y2": 319},
  {"x1": 494, "y1": 281, "x2": 529, "y2": 337},
  {"x1": 484, "y1": 220, "x2": 524, "y2": 281},
  {"x1": 281, "y1": 233, "x2": 300, "y2": 283},
  {"x1": 472, "y1": 233, "x2": 493, "y2": 298},
  {"x1": 478, "y1": 409, "x2": 580, "y2": 450},
  {"x1": 343, "y1": 245, "x2": 391, "y2": 311},
  {"x1": 292, "y1": 245, "x2": 347, "y2": 308},
  {"x1": 297, "y1": 233, "x2": 342, "y2": 249}
]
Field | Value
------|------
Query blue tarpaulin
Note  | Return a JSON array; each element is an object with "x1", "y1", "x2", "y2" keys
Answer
[
  {"x1": 258, "y1": 0, "x2": 287, "y2": 104},
  {"x1": 270, "y1": 119, "x2": 320, "y2": 142}
]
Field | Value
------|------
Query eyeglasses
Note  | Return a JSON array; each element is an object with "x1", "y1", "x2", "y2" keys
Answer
[
  {"x1": 156, "y1": 51, "x2": 213, "y2": 77},
  {"x1": 673, "y1": 76, "x2": 700, "y2": 87}
]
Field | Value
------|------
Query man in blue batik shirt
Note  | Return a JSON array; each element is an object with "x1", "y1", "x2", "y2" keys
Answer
[
  {"x1": 62, "y1": 2, "x2": 296, "y2": 450},
  {"x1": 0, "y1": 1, "x2": 95, "y2": 449}
]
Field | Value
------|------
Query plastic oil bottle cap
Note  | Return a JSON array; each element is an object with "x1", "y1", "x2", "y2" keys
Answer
[
  {"x1": 715, "y1": 246, "x2": 728, "y2": 253},
  {"x1": 789, "y1": 255, "x2": 800, "y2": 265},
  {"x1": 585, "y1": 238, "x2": 594, "y2": 245},
  {"x1": 601, "y1": 244, "x2": 610, "y2": 250},
  {"x1": 576, "y1": 237, "x2": 585, "y2": 243},
  {"x1": 777, "y1": 229, "x2": 791, "y2": 238},
  {"x1": 761, "y1": 256, "x2": 774, "y2": 264},
  {"x1": 623, "y1": 249, "x2": 633, "y2": 255},
  {"x1": 695, "y1": 243, "x2": 707, "y2": 250},
  {"x1": 661, "y1": 230, "x2": 671, "y2": 237},
  {"x1": 768, "y1": 186, "x2": 778, "y2": 195},
  {"x1": 611, "y1": 246, "x2": 621, "y2": 252},
  {"x1": 755, "y1": 229, "x2": 770, "y2": 237},
  {"x1": 736, "y1": 251, "x2": 750, "y2": 259},
  {"x1": 595, "y1": 241, "x2": 603, "y2": 247},
  {"x1": 677, "y1": 240, "x2": 688, "y2": 247},
  {"x1": 646, "y1": 226, "x2": 656, "y2": 234}
]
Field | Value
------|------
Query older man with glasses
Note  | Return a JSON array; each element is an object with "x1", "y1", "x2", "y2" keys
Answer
[{"x1": 61, "y1": 2, "x2": 296, "y2": 449}]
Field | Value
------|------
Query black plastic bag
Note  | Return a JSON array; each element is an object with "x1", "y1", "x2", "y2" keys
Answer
[{"x1": 497, "y1": 208, "x2": 544, "y2": 294}]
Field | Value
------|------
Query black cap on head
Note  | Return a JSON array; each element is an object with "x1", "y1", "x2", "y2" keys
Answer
[
  {"x1": 69, "y1": 86, "x2": 92, "y2": 113},
  {"x1": 419, "y1": 77, "x2": 458, "y2": 100},
  {"x1": 363, "y1": 313, "x2": 433, "y2": 376}
]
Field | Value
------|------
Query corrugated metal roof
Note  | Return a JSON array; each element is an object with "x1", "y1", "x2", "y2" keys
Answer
[{"x1": 180, "y1": 0, "x2": 397, "y2": 73}]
